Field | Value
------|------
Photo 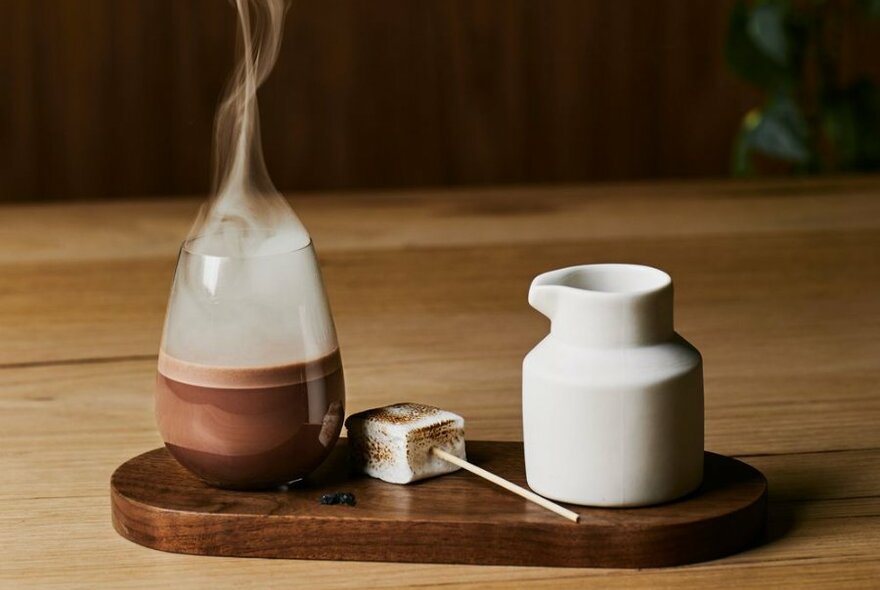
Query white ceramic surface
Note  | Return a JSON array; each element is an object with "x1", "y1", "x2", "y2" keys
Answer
[{"x1": 522, "y1": 264, "x2": 704, "y2": 507}]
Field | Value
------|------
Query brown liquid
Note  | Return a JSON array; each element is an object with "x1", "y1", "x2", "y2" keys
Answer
[{"x1": 156, "y1": 349, "x2": 344, "y2": 489}]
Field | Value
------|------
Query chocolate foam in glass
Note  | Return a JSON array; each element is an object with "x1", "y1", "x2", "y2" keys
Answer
[{"x1": 156, "y1": 0, "x2": 344, "y2": 489}]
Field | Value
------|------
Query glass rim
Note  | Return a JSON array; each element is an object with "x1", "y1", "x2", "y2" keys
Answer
[{"x1": 181, "y1": 228, "x2": 313, "y2": 260}]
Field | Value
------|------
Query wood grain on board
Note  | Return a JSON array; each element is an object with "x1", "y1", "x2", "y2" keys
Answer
[{"x1": 111, "y1": 442, "x2": 767, "y2": 568}]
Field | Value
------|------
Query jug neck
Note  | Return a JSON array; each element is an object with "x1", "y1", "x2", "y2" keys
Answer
[{"x1": 529, "y1": 264, "x2": 674, "y2": 348}]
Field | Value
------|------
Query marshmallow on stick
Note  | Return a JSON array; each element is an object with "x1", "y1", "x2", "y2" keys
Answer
[
  {"x1": 345, "y1": 403, "x2": 466, "y2": 484},
  {"x1": 345, "y1": 403, "x2": 580, "y2": 523}
]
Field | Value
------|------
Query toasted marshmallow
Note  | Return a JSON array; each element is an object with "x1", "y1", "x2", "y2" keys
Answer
[{"x1": 345, "y1": 403, "x2": 466, "y2": 484}]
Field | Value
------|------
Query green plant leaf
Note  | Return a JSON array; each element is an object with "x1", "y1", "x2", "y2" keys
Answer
[
  {"x1": 731, "y1": 122, "x2": 757, "y2": 177},
  {"x1": 858, "y1": 0, "x2": 880, "y2": 18},
  {"x1": 823, "y1": 96, "x2": 860, "y2": 170},
  {"x1": 748, "y1": 2, "x2": 789, "y2": 65},
  {"x1": 743, "y1": 94, "x2": 811, "y2": 162},
  {"x1": 725, "y1": 0, "x2": 794, "y2": 90},
  {"x1": 824, "y1": 79, "x2": 880, "y2": 170}
]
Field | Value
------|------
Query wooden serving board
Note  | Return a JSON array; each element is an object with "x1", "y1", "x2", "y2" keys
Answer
[{"x1": 111, "y1": 440, "x2": 767, "y2": 568}]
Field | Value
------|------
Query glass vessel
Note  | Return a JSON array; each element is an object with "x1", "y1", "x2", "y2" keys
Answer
[{"x1": 155, "y1": 229, "x2": 344, "y2": 489}]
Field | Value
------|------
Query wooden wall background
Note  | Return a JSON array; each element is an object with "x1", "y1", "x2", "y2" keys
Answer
[{"x1": 1, "y1": 1, "x2": 878, "y2": 201}]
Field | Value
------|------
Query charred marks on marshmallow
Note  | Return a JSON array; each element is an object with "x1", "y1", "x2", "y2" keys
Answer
[
  {"x1": 345, "y1": 403, "x2": 467, "y2": 484},
  {"x1": 353, "y1": 402, "x2": 442, "y2": 425},
  {"x1": 351, "y1": 435, "x2": 394, "y2": 468}
]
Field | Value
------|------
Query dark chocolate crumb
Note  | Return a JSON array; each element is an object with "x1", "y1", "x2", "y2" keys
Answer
[
  {"x1": 319, "y1": 493, "x2": 339, "y2": 505},
  {"x1": 319, "y1": 492, "x2": 357, "y2": 506}
]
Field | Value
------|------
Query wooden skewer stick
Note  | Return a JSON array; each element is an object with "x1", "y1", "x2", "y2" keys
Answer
[{"x1": 431, "y1": 447, "x2": 580, "y2": 523}]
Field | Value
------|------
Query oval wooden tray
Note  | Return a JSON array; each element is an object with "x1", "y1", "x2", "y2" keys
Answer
[{"x1": 111, "y1": 440, "x2": 767, "y2": 568}]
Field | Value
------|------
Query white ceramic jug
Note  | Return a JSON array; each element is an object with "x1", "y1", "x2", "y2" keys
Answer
[{"x1": 522, "y1": 264, "x2": 704, "y2": 507}]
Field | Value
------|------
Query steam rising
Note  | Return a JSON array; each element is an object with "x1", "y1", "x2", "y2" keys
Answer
[
  {"x1": 188, "y1": 0, "x2": 308, "y2": 256},
  {"x1": 160, "y1": 0, "x2": 337, "y2": 370}
]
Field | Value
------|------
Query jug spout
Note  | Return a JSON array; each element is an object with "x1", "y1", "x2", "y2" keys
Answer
[
  {"x1": 527, "y1": 283, "x2": 560, "y2": 320},
  {"x1": 528, "y1": 264, "x2": 674, "y2": 347}
]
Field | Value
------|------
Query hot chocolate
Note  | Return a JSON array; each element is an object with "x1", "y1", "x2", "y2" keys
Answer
[{"x1": 156, "y1": 349, "x2": 344, "y2": 489}]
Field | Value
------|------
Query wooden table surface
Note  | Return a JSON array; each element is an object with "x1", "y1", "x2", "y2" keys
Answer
[{"x1": 2, "y1": 178, "x2": 879, "y2": 588}]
